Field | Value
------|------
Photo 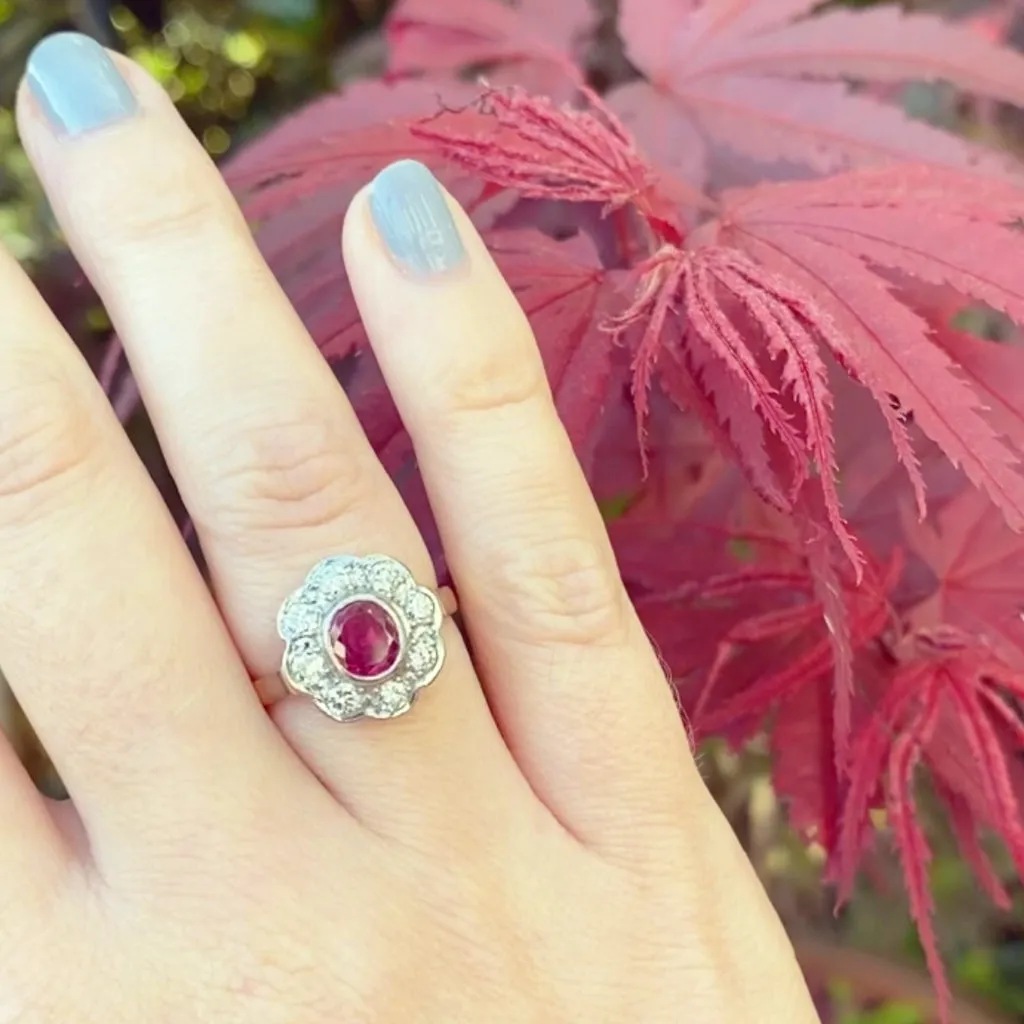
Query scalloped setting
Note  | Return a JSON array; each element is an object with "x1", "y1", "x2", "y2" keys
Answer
[{"x1": 277, "y1": 554, "x2": 445, "y2": 721}]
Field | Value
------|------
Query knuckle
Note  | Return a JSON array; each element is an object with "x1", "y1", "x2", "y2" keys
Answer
[
  {"x1": 487, "y1": 529, "x2": 630, "y2": 648},
  {"x1": 194, "y1": 410, "x2": 374, "y2": 540},
  {"x1": 0, "y1": 358, "x2": 97, "y2": 513},
  {"x1": 106, "y1": 171, "x2": 228, "y2": 251},
  {"x1": 439, "y1": 341, "x2": 548, "y2": 425}
]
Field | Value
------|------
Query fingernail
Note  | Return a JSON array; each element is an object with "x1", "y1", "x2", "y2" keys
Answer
[
  {"x1": 26, "y1": 33, "x2": 137, "y2": 137},
  {"x1": 368, "y1": 160, "x2": 467, "y2": 278}
]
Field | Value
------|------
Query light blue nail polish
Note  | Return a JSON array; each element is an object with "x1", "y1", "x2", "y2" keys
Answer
[
  {"x1": 368, "y1": 160, "x2": 467, "y2": 278},
  {"x1": 26, "y1": 33, "x2": 137, "y2": 137}
]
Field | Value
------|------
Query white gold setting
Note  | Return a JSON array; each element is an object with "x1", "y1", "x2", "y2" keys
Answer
[{"x1": 277, "y1": 554, "x2": 446, "y2": 722}]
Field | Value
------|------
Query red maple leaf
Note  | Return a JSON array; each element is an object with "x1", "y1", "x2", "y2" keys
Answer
[
  {"x1": 226, "y1": 78, "x2": 503, "y2": 225},
  {"x1": 686, "y1": 534, "x2": 900, "y2": 761},
  {"x1": 604, "y1": 81, "x2": 711, "y2": 212},
  {"x1": 486, "y1": 229, "x2": 620, "y2": 458},
  {"x1": 836, "y1": 637, "x2": 1024, "y2": 1021},
  {"x1": 904, "y1": 485, "x2": 1024, "y2": 672},
  {"x1": 386, "y1": 0, "x2": 593, "y2": 85},
  {"x1": 614, "y1": 448, "x2": 898, "y2": 768},
  {"x1": 609, "y1": 241, "x2": 865, "y2": 570},
  {"x1": 712, "y1": 165, "x2": 1024, "y2": 536},
  {"x1": 615, "y1": 0, "x2": 1024, "y2": 186},
  {"x1": 931, "y1": 327, "x2": 1024, "y2": 454},
  {"x1": 606, "y1": 438, "x2": 792, "y2": 691},
  {"x1": 771, "y1": 675, "x2": 853, "y2": 860},
  {"x1": 594, "y1": 381, "x2": 732, "y2": 536},
  {"x1": 910, "y1": 285, "x2": 1024, "y2": 454},
  {"x1": 408, "y1": 86, "x2": 694, "y2": 238}
]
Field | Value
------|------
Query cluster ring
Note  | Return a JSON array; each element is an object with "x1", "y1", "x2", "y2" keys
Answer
[{"x1": 276, "y1": 554, "x2": 447, "y2": 722}]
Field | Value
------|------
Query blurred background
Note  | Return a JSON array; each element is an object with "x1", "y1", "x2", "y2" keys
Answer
[
  {"x1": 0, "y1": 0, "x2": 387, "y2": 323},
  {"x1": 0, "y1": 2, "x2": 1023, "y2": 1023}
]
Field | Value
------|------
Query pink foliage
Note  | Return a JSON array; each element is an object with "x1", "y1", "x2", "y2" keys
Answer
[{"x1": 102, "y1": 2, "x2": 1024, "y2": 1018}]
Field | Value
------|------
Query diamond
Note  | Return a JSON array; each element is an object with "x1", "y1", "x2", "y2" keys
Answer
[
  {"x1": 290, "y1": 636, "x2": 318, "y2": 658},
  {"x1": 286, "y1": 638, "x2": 330, "y2": 691},
  {"x1": 329, "y1": 600, "x2": 402, "y2": 680},
  {"x1": 368, "y1": 680, "x2": 412, "y2": 718},
  {"x1": 340, "y1": 563, "x2": 367, "y2": 589},
  {"x1": 370, "y1": 561, "x2": 404, "y2": 594},
  {"x1": 322, "y1": 685, "x2": 363, "y2": 720},
  {"x1": 278, "y1": 599, "x2": 322, "y2": 640},
  {"x1": 405, "y1": 590, "x2": 436, "y2": 624},
  {"x1": 304, "y1": 670, "x2": 331, "y2": 697},
  {"x1": 408, "y1": 634, "x2": 438, "y2": 673},
  {"x1": 306, "y1": 558, "x2": 366, "y2": 601},
  {"x1": 307, "y1": 557, "x2": 345, "y2": 584}
]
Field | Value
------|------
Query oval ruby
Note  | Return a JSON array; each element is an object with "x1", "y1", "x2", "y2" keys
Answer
[{"x1": 329, "y1": 600, "x2": 401, "y2": 680}]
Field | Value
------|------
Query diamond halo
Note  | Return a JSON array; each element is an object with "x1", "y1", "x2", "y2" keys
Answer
[{"x1": 277, "y1": 554, "x2": 446, "y2": 721}]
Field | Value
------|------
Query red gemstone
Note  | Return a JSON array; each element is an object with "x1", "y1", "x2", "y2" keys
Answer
[{"x1": 329, "y1": 600, "x2": 401, "y2": 680}]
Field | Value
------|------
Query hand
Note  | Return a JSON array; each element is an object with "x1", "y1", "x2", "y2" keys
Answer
[{"x1": 0, "y1": 34, "x2": 819, "y2": 1022}]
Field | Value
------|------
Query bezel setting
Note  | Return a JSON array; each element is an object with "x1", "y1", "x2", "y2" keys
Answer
[{"x1": 277, "y1": 554, "x2": 446, "y2": 721}]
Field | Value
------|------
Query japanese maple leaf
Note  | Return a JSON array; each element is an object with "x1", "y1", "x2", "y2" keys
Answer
[
  {"x1": 830, "y1": 370, "x2": 968, "y2": 611},
  {"x1": 905, "y1": 283, "x2": 1024, "y2": 453},
  {"x1": 485, "y1": 229, "x2": 620, "y2": 458},
  {"x1": 226, "y1": 78, "x2": 499, "y2": 226},
  {"x1": 386, "y1": 0, "x2": 594, "y2": 85},
  {"x1": 837, "y1": 639, "x2": 1024, "y2": 1022},
  {"x1": 931, "y1": 328, "x2": 1024, "y2": 453},
  {"x1": 683, "y1": 538, "x2": 900, "y2": 763},
  {"x1": 608, "y1": 445, "x2": 795, "y2": 686},
  {"x1": 592, "y1": 382, "x2": 732, "y2": 534},
  {"x1": 409, "y1": 86, "x2": 695, "y2": 239},
  {"x1": 615, "y1": 443, "x2": 897, "y2": 764},
  {"x1": 770, "y1": 675, "x2": 850, "y2": 859},
  {"x1": 710, "y1": 164, "x2": 1024, "y2": 537},
  {"x1": 609, "y1": 241, "x2": 862, "y2": 570},
  {"x1": 903, "y1": 486, "x2": 1024, "y2": 673},
  {"x1": 604, "y1": 81, "x2": 711, "y2": 211},
  {"x1": 614, "y1": 0, "x2": 1024, "y2": 188}
]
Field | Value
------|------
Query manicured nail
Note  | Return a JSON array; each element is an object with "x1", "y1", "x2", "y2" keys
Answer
[
  {"x1": 368, "y1": 160, "x2": 467, "y2": 278},
  {"x1": 26, "y1": 33, "x2": 137, "y2": 137}
]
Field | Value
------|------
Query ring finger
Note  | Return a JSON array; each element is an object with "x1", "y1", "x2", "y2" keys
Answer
[{"x1": 17, "y1": 35, "x2": 525, "y2": 837}]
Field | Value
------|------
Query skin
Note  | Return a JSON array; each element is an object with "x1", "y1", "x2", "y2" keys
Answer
[{"x1": 0, "y1": 53, "x2": 822, "y2": 1022}]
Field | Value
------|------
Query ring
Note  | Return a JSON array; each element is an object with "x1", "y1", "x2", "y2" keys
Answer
[{"x1": 276, "y1": 554, "x2": 448, "y2": 722}]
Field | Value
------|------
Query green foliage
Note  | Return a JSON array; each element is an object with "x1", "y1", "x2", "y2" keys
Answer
[
  {"x1": 957, "y1": 945, "x2": 1024, "y2": 1016},
  {"x1": 0, "y1": 0, "x2": 382, "y2": 268},
  {"x1": 841, "y1": 1003, "x2": 925, "y2": 1024}
]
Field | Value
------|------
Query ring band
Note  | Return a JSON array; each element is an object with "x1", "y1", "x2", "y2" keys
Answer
[{"x1": 276, "y1": 554, "x2": 448, "y2": 722}]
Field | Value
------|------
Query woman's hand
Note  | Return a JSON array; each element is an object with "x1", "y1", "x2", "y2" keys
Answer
[{"x1": 0, "y1": 34, "x2": 819, "y2": 1022}]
